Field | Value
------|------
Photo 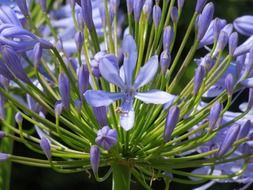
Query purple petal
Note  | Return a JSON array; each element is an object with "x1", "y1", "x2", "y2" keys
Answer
[
  {"x1": 240, "y1": 78, "x2": 253, "y2": 88},
  {"x1": 84, "y1": 90, "x2": 125, "y2": 107},
  {"x1": 133, "y1": 55, "x2": 158, "y2": 89},
  {"x1": 135, "y1": 90, "x2": 175, "y2": 104},
  {"x1": 99, "y1": 57, "x2": 125, "y2": 89},
  {"x1": 234, "y1": 16, "x2": 253, "y2": 36},
  {"x1": 122, "y1": 35, "x2": 137, "y2": 87}
]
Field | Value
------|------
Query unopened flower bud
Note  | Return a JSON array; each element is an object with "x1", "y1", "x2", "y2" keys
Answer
[
  {"x1": 209, "y1": 102, "x2": 222, "y2": 129},
  {"x1": 237, "y1": 120, "x2": 250, "y2": 140},
  {"x1": 17, "y1": 0, "x2": 29, "y2": 16},
  {"x1": 0, "y1": 153, "x2": 9, "y2": 162},
  {"x1": 160, "y1": 50, "x2": 171, "y2": 74},
  {"x1": 163, "y1": 26, "x2": 174, "y2": 50},
  {"x1": 225, "y1": 74, "x2": 234, "y2": 96},
  {"x1": 40, "y1": 137, "x2": 51, "y2": 159},
  {"x1": 81, "y1": 0, "x2": 94, "y2": 30},
  {"x1": 58, "y1": 73, "x2": 70, "y2": 110},
  {"x1": 171, "y1": 7, "x2": 178, "y2": 23},
  {"x1": 194, "y1": 65, "x2": 205, "y2": 95},
  {"x1": 217, "y1": 124, "x2": 240, "y2": 157},
  {"x1": 153, "y1": 5, "x2": 162, "y2": 28},
  {"x1": 90, "y1": 145, "x2": 100, "y2": 174},
  {"x1": 163, "y1": 106, "x2": 180, "y2": 142},
  {"x1": 134, "y1": 0, "x2": 144, "y2": 22},
  {"x1": 229, "y1": 32, "x2": 238, "y2": 56},
  {"x1": 38, "y1": 0, "x2": 47, "y2": 12},
  {"x1": 75, "y1": 31, "x2": 84, "y2": 52},
  {"x1": 195, "y1": 0, "x2": 207, "y2": 13},
  {"x1": 15, "y1": 112, "x2": 23, "y2": 125},
  {"x1": 213, "y1": 31, "x2": 228, "y2": 57}
]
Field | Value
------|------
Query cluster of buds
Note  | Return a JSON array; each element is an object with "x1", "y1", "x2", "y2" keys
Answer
[{"x1": 0, "y1": 0, "x2": 253, "y2": 189}]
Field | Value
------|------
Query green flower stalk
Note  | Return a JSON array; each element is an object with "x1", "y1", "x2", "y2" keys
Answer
[{"x1": 0, "y1": 0, "x2": 253, "y2": 189}]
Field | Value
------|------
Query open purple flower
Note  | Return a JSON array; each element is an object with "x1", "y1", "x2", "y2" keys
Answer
[{"x1": 85, "y1": 35, "x2": 175, "y2": 131}]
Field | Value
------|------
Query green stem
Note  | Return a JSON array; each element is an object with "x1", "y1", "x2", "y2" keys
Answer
[{"x1": 112, "y1": 164, "x2": 131, "y2": 190}]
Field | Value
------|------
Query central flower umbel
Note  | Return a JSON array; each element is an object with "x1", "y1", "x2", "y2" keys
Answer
[{"x1": 85, "y1": 35, "x2": 175, "y2": 131}]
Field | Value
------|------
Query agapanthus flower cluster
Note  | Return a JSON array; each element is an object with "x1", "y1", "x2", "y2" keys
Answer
[{"x1": 0, "y1": 0, "x2": 253, "y2": 189}]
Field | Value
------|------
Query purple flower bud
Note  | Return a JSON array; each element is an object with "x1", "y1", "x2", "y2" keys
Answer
[
  {"x1": 16, "y1": 0, "x2": 29, "y2": 16},
  {"x1": 15, "y1": 112, "x2": 23, "y2": 125},
  {"x1": 0, "y1": 153, "x2": 9, "y2": 162},
  {"x1": 33, "y1": 43, "x2": 42, "y2": 66},
  {"x1": 194, "y1": 65, "x2": 205, "y2": 95},
  {"x1": 75, "y1": 31, "x2": 84, "y2": 52},
  {"x1": 229, "y1": 32, "x2": 238, "y2": 56},
  {"x1": 0, "y1": 131, "x2": 5, "y2": 138},
  {"x1": 248, "y1": 88, "x2": 253, "y2": 109},
  {"x1": 160, "y1": 50, "x2": 171, "y2": 74},
  {"x1": 54, "y1": 101, "x2": 63, "y2": 116},
  {"x1": 0, "y1": 75, "x2": 9, "y2": 89},
  {"x1": 134, "y1": 0, "x2": 144, "y2": 22},
  {"x1": 163, "y1": 106, "x2": 180, "y2": 142},
  {"x1": 234, "y1": 36, "x2": 253, "y2": 57},
  {"x1": 78, "y1": 65, "x2": 89, "y2": 100},
  {"x1": 213, "y1": 31, "x2": 228, "y2": 57},
  {"x1": 143, "y1": 0, "x2": 153, "y2": 18},
  {"x1": 1, "y1": 46, "x2": 30, "y2": 83},
  {"x1": 38, "y1": 0, "x2": 47, "y2": 12},
  {"x1": 110, "y1": 0, "x2": 120, "y2": 14},
  {"x1": 153, "y1": 5, "x2": 162, "y2": 28},
  {"x1": 90, "y1": 145, "x2": 100, "y2": 174},
  {"x1": 237, "y1": 120, "x2": 250, "y2": 140},
  {"x1": 68, "y1": 0, "x2": 76, "y2": 8},
  {"x1": 163, "y1": 26, "x2": 174, "y2": 50},
  {"x1": 197, "y1": 3, "x2": 214, "y2": 41},
  {"x1": 58, "y1": 73, "x2": 70, "y2": 110},
  {"x1": 241, "y1": 143, "x2": 251, "y2": 155},
  {"x1": 209, "y1": 102, "x2": 222, "y2": 129},
  {"x1": 77, "y1": 12, "x2": 84, "y2": 31},
  {"x1": 126, "y1": 0, "x2": 134, "y2": 14},
  {"x1": 171, "y1": 7, "x2": 178, "y2": 23},
  {"x1": 234, "y1": 16, "x2": 253, "y2": 37},
  {"x1": 224, "y1": 74, "x2": 234, "y2": 96},
  {"x1": 177, "y1": 0, "x2": 185, "y2": 9},
  {"x1": 221, "y1": 24, "x2": 233, "y2": 36},
  {"x1": 95, "y1": 126, "x2": 117, "y2": 150},
  {"x1": 74, "y1": 99, "x2": 82, "y2": 113},
  {"x1": 40, "y1": 137, "x2": 51, "y2": 159},
  {"x1": 217, "y1": 124, "x2": 240, "y2": 157},
  {"x1": 195, "y1": 0, "x2": 207, "y2": 13},
  {"x1": 0, "y1": 60, "x2": 14, "y2": 81},
  {"x1": 92, "y1": 106, "x2": 108, "y2": 127},
  {"x1": 0, "y1": 93, "x2": 5, "y2": 120},
  {"x1": 81, "y1": 0, "x2": 94, "y2": 30}
]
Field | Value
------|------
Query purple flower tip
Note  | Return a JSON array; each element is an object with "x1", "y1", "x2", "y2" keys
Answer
[
  {"x1": 153, "y1": 5, "x2": 162, "y2": 28},
  {"x1": 40, "y1": 137, "x2": 51, "y2": 159},
  {"x1": 224, "y1": 74, "x2": 234, "y2": 96},
  {"x1": 90, "y1": 145, "x2": 100, "y2": 174},
  {"x1": 95, "y1": 126, "x2": 118, "y2": 150},
  {"x1": 234, "y1": 16, "x2": 253, "y2": 37},
  {"x1": 163, "y1": 106, "x2": 180, "y2": 142},
  {"x1": 0, "y1": 153, "x2": 9, "y2": 162},
  {"x1": 237, "y1": 120, "x2": 251, "y2": 140},
  {"x1": 58, "y1": 72, "x2": 70, "y2": 110},
  {"x1": 0, "y1": 131, "x2": 5, "y2": 138},
  {"x1": 195, "y1": 0, "x2": 207, "y2": 13},
  {"x1": 15, "y1": 112, "x2": 23, "y2": 124},
  {"x1": 209, "y1": 102, "x2": 222, "y2": 129},
  {"x1": 194, "y1": 65, "x2": 205, "y2": 95}
]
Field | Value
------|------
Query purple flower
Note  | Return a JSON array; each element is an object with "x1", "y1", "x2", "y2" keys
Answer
[
  {"x1": 95, "y1": 126, "x2": 117, "y2": 150},
  {"x1": 195, "y1": 0, "x2": 207, "y2": 13},
  {"x1": 224, "y1": 74, "x2": 234, "y2": 96},
  {"x1": 234, "y1": 15, "x2": 253, "y2": 36},
  {"x1": 228, "y1": 32, "x2": 238, "y2": 56},
  {"x1": 163, "y1": 26, "x2": 174, "y2": 51},
  {"x1": 16, "y1": 0, "x2": 29, "y2": 16},
  {"x1": 133, "y1": 0, "x2": 144, "y2": 22},
  {"x1": 84, "y1": 35, "x2": 175, "y2": 131},
  {"x1": 90, "y1": 145, "x2": 100, "y2": 174},
  {"x1": 92, "y1": 106, "x2": 108, "y2": 127},
  {"x1": 194, "y1": 65, "x2": 205, "y2": 95},
  {"x1": 81, "y1": 0, "x2": 94, "y2": 30},
  {"x1": 78, "y1": 65, "x2": 89, "y2": 100},
  {"x1": 15, "y1": 112, "x2": 23, "y2": 124},
  {"x1": 171, "y1": 7, "x2": 178, "y2": 23},
  {"x1": 0, "y1": 131, "x2": 5, "y2": 138},
  {"x1": 160, "y1": 50, "x2": 171, "y2": 74}
]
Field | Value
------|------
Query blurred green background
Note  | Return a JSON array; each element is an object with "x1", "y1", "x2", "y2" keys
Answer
[{"x1": 3, "y1": 0, "x2": 253, "y2": 189}]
